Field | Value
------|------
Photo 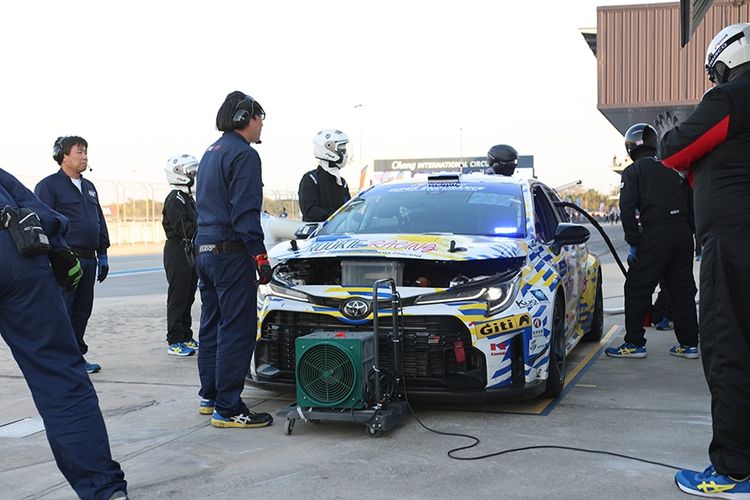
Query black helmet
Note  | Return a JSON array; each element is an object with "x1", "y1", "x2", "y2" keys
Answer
[
  {"x1": 486, "y1": 144, "x2": 518, "y2": 175},
  {"x1": 624, "y1": 123, "x2": 658, "y2": 160}
]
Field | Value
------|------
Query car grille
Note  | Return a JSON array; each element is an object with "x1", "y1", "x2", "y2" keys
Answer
[{"x1": 257, "y1": 311, "x2": 485, "y2": 389}]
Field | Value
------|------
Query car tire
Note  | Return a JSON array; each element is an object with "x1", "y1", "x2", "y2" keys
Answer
[
  {"x1": 543, "y1": 294, "x2": 566, "y2": 398},
  {"x1": 583, "y1": 270, "x2": 604, "y2": 342}
]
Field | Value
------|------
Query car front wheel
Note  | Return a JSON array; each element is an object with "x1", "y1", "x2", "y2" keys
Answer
[{"x1": 543, "y1": 294, "x2": 566, "y2": 398}]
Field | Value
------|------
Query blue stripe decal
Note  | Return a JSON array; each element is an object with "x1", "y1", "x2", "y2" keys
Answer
[{"x1": 109, "y1": 267, "x2": 163, "y2": 277}]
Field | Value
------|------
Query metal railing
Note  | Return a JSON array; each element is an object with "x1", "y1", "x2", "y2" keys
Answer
[{"x1": 16, "y1": 176, "x2": 300, "y2": 245}]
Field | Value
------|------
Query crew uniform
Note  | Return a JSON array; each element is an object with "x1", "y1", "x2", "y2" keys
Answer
[
  {"x1": 617, "y1": 148, "x2": 699, "y2": 352},
  {"x1": 195, "y1": 130, "x2": 267, "y2": 419},
  {"x1": 659, "y1": 70, "x2": 750, "y2": 479},
  {"x1": 35, "y1": 169, "x2": 109, "y2": 358},
  {"x1": 298, "y1": 165, "x2": 350, "y2": 222},
  {"x1": 162, "y1": 189, "x2": 198, "y2": 349},
  {"x1": 0, "y1": 168, "x2": 127, "y2": 499}
]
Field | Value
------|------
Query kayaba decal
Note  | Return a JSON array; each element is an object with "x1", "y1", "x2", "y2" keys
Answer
[{"x1": 475, "y1": 312, "x2": 531, "y2": 339}]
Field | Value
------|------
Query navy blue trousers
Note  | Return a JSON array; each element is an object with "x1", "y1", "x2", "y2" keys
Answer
[
  {"x1": 0, "y1": 234, "x2": 126, "y2": 499},
  {"x1": 196, "y1": 252, "x2": 257, "y2": 417},
  {"x1": 62, "y1": 256, "x2": 97, "y2": 355}
]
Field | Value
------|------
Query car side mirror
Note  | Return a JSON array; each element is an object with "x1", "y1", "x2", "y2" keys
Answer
[
  {"x1": 294, "y1": 223, "x2": 321, "y2": 240},
  {"x1": 553, "y1": 223, "x2": 590, "y2": 246}
]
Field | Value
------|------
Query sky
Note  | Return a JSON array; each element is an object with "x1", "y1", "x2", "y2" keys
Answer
[{"x1": 0, "y1": 0, "x2": 674, "y2": 201}]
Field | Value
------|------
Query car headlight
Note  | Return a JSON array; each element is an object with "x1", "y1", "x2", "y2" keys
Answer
[
  {"x1": 258, "y1": 282, "x2": 309, "y2": 303},
  {"x1": 414, "y1": 273, "x2": 519, "y2": 317}
]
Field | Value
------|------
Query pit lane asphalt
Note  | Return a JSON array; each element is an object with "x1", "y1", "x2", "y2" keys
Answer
[{"x1": 0, "y1": 224, "x2": 708, "y2": 500}]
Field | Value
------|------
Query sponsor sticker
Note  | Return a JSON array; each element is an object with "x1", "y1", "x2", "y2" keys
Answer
[
  {"x1": 489, "y1": 341, "x2": 508, "y2": 356},
  {"x1": 528, "y1": 328, "x2": 547, "y2": 355},
  {"x1": 476, "y1": 313, "x2": 531, "y2": 339},
  {"x1": 530, "y1": 290, "x2": 548, "y2": 302}
]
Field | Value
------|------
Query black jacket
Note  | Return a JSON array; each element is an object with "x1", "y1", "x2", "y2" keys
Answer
[
  {"x1": 658, "y1": 72, "x2": 750, "y2": 236},
  {"x1": 619, "y1": 155, "x2": 693, "y2": 246},
  {"x1": 298, "y1": 166, "x2": 350, "y2": 222},
  {"x1": 162, "y1": 189, "x2": 196, "y2": 240}
]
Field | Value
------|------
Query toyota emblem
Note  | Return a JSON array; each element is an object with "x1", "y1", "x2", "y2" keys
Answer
[{"x1": 341, "y1": 298, "x2": 370, "y2": 320}]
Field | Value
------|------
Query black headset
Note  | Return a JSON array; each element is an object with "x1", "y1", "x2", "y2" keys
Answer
[
  {"x1": 52, "y1": 136, "x2": 67, "y2": 163},
  {"x1": 231, "y1": 95, "x2": 256, "y2": 129}
]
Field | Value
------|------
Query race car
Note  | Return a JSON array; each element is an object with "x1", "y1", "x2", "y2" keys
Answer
[{"x1": 249, "y1": 172, "x2": 603, "y2": 401}]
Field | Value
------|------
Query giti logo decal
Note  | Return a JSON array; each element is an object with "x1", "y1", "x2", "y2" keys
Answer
[
  {"x1": 477, "y1": 313, "x2": 531, "y2": 339},
  {"x1": 489, "y1": 341, "x2": 508, "y2": 356}
]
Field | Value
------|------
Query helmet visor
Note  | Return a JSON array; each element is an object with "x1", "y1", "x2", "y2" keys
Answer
[{"x1": 184, "y1": 163, "x2": 198, "y2": 179}]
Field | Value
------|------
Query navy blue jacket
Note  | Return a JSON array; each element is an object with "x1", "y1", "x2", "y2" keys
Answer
[
  {"x1": 0, "y1": 168, "x2": 69, "y2": 250},
  {"x1": 195, "y1": 131, "x2": 266, "y2": 256},
  {"x1": 34, "y1": 170, "x2": 109, "y2": 256}
]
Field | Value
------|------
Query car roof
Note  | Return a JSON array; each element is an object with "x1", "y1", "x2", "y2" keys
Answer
[{"x1": 367, "y1": 172, "x2": 538, "y2": 190}]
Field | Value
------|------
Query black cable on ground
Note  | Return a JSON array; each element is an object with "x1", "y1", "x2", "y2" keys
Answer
[
  {"x1": 393, "y1": 297, "x2": 683, "y2": 472},
  {"x1": 556, "y1": 201, "x2": 628, "y2": 279}
]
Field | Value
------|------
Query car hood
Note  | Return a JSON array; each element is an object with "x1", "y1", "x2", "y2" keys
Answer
[{"x1": 269, "y1": 233, "x2": 528, "y2": 262}]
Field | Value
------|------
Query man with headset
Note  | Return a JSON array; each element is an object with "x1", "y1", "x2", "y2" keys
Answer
[
  {"x1": 35, "y1": 136, "x2": 110, "y2": 374},
  {"x1": 298, "y1": 129, "x2": 351, "y2": 222},
  {"x1": 484, "y1": 144, "x2": 518, "y2": 175},
  {"x1": 194, "y1": 91, "x2": 273, "y2": 428},
  {"x1": 0, "y1": 168, "x2": 128, "y2": 500}
]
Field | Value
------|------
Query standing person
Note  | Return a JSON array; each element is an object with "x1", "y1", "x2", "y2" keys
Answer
[
  {"x1": 298, "y1": 129, "x2": 351, "y2": 222},
  {"x1": 162, "y1": 154, "x2": 199, "y2": 357},
  {"x1": 484, "y1": 144, "x2": 518, "y2": 176},
  {"x1": 605, "y1": 123, "x2": 699, "y2": 360},
  {"x1": 278, "y1": 206, "x2": 288, "y2": 218},
  {"x1": 35, "y1": 136, "x2": 109, "y2": 374},
  {"x1": 658, "y1": 23, "x2": 750, "y2": 496},
  {"x1": 194, "y1": 91, "x2": 273, "y2": 428},
  {"x1": 0, "y1": 168, "x2": 128, "y2": 500}
]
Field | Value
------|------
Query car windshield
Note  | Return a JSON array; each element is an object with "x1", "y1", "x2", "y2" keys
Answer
[{"x1": 319, "y1": 180, "x2": 526, "y2": 237}]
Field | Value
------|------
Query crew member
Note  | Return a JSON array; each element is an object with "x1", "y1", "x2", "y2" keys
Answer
[
  {"x1": 298, "y1": 129, "x2": 351, "y2": 222},
  {"x1": 162, "y1": 154, "x2": 199, "y2": 357},
  {"x1": 659, "y1": 23, "x2": 750, "y2": 496},
  {"x1": 605, "y1": 123, "x2": 699, "y2": 359},
  {"x1": 35, "y1": 136, "x2": 110, "y2": 374},
  {"x1": 194, "y1": 91, "x2": 273, "y2": 428},
  {"x1": 484, "y1": 144, "x2": 518, "y2": 175},
  {"x1": 0, "y1": 167, "x2": 127, "y2": 500}
]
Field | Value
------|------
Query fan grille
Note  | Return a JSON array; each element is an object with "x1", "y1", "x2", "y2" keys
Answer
[{"x1": 297, "y1": 343, "x2": 355, "y2": 405}]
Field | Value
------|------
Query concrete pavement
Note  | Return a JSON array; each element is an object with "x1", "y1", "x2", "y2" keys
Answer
[{"x1": 0, "y1": 223, "x2": 710, "y2": 500}]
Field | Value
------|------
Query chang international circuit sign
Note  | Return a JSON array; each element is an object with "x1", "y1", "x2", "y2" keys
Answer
[{"x1": 373, "y1": 155, "x2": 534, "y2": 175}]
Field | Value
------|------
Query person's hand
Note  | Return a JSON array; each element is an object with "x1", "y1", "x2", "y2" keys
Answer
[
  {"x1": 627, "y1": 246, "x2": 638, "y2": 267},
  {"x1": 254, "y1": 253, "x2": 272, "y2": 285},
  {"x1": 50, "y1": 248, "x2": 83, "y2": 290},
  {"x1": 97, "y1": 255, "x2": 109, "y2": 283},
  {"x1": 654, "y1": 112, "x2": 680, "y2": 140}
]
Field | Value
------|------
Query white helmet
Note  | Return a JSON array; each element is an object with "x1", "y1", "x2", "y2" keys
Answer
[
  {"x1": 164, "y1": 154, "x2": 199, "y2": 186},
  {"x1": 313, "y1": 129, "x2": 349, "y2": 168},
  {"x1": 705, "y1": 23, "x2": 750, "y2": 84}
]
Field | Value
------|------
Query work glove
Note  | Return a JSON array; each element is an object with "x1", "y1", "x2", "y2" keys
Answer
[
  {"x1": 254, "y1": 253, "x2": 272, "y2": 285},
  {"x1": 654, "y1": 112, "x2": 679, "y2": 140},
  {"x1": 627, "y1": 246, "x2": 638, "y2": 267},
  {"x1": 97, "y1": 255, "x2": 109, "y2": 283},
  {"x1": 49, "y1": 248, "x2": 83, "y2": 290}
]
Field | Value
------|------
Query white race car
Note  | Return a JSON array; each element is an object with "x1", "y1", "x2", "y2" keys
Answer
[{"x1": 250, "y1": 173, "x2": 603, "y2": 401}]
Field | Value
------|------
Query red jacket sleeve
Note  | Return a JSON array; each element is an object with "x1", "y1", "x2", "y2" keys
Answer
[{"x1": 657, "y1": 87, "x2": 734, "y2": 180}]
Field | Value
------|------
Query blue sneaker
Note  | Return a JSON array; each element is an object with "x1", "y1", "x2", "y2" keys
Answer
[
  {"x1": 210, "y1": 410, "x2": 273, "y2": 428},
  {"x1": 675, "y1": 465, "x2": 750, "y2": 498},
  {"x1": 199, "y1": 398, "x2": 215, "y2": 415},
  {"x1": 605, "y1": 342, "x2": 647, "y2": 358},
  {"x1": 85, "y1": 361, "x2": 101, "y2": 373},
  {"x1": 167, "y1": 343, "x2": 195, "y2": 357},
  {"x1": 184, "y1": 339, "x2": 199, "y2": 350},
  {"x1": 670, "y1": 344, "x2": 700, "y2": 359},
  {"x1": 655, "y1": 318, "x2": 675, "y2": 331}
]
